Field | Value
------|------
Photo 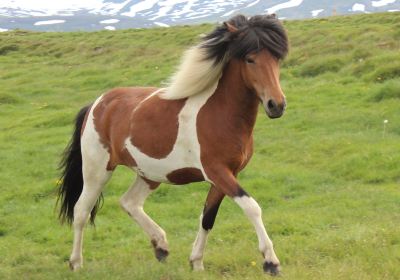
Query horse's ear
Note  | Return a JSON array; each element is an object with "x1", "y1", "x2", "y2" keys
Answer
[
  {"x1": 267, "y1": 13, "x2": 277, "y2": 19},
  {"x1": 224, "y1": 22, "x2": 238, "y2": 33}
]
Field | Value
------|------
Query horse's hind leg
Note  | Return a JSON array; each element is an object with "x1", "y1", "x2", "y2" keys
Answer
[
  {"x1": 69, "y1": 129, "x2": 112, "y2": 270},
  {"x1": 190, "y1": 185, "x2": 224, "y2": 270},
  {"x1": 120, "y1": 176, "x2": 169, "y2": 261},
  {"x1": 69, "y1": 168, "x2": 111, "y2": 270}
]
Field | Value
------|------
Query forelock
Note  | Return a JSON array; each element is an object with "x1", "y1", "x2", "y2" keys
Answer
[{"x1": 201, "y1": 14, "x2": 289, "y2": 63}]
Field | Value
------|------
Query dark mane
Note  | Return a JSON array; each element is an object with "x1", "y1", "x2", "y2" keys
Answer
[{"x1": 201, "y1": 14, "x2": 288, "y2": 64}]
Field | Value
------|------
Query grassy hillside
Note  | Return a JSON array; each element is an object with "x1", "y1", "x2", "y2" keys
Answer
[{"x1": 0, "y1": 12, "x2": 399, "y2": 279}]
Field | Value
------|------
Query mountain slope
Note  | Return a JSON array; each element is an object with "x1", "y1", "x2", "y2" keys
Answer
[{"x1": 0, "y1": 0, "x2": 399, "y2": 31}]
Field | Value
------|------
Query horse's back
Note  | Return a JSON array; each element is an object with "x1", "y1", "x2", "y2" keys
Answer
[{"x1": 96, "y1": 86, "x2": 158, "y2": 113}]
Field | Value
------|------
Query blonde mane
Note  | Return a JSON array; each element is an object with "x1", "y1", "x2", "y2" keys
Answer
[{"x1": 160, "y1": 45, "x2": 225, "y2": 100}]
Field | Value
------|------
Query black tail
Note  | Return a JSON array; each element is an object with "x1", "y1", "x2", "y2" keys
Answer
[{"x1": 57, "y1": 104, "x2": 102, "y2": 225}]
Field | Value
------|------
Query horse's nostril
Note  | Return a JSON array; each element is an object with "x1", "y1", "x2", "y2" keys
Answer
[{"x1": 267, "y1": 100, "x2": 276, "y2": 110}]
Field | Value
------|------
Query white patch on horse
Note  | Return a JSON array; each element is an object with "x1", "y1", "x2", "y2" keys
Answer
[
  {"x1": 190, "y1": 214, "x2": 208, "y2": 270},
  {"x1": 161, "y1": 46, "x2": 226, "y2": 100},
  {"x1": 234, "y1": 196, "x2": 280, "y2": 265},
  {"x1": 125, "y1": 81, "x2": 220, "y2": 183},
  {"x1": 80, "y1": 95, "x2": 111, "y2": 169}
]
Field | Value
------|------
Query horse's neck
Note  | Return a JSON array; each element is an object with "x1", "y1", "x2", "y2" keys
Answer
[{"x1": 209, "y1": 60, "x2": 259, "y2": 136}]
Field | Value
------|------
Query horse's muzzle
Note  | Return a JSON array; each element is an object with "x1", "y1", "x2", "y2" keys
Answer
[{"x1": 264, "y1": 99, "x2": 286, "y2": 119}]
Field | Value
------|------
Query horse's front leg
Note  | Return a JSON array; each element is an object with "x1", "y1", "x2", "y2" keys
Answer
[
  {"x1": 120, "y1": 176, "x2": 169, "y2": 261},
  {"x1": 190, "y1": 184, "x2": 225, "y2": 270},
  {"x1": 208, "y1": 169, "x2": 280, "y2": 275}
]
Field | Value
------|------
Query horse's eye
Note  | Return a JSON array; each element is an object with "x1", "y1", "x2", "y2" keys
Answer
[{"x1": 245, "y1": 58, "x2": 255, "y2": 64}]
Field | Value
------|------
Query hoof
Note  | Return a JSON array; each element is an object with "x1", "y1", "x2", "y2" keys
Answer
[
  {"x1": 155, "y1": 247, "x2": 169, "y2": 262},
  {"x1": 151, "y1": 240, "x2": 169, "y2": 262},
  {"x1": 263, "y1": 261, "x2": 280, "y2": 276},
  {"x1": 68, "y1": 260, "x2": 82, "y2": 271},
  {"x1": 190, "y1": 259, "x2": 204, "y2": 271}
]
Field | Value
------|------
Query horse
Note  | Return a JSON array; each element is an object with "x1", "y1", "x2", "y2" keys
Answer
[{"x1": 57, "y1": 14, "x2": 288, "y2": 275}]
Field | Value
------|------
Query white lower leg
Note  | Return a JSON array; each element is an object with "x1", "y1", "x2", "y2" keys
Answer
[
  {"x1": 69, "y1": 206, "x2": 86, "y2": 270},
  {"x1": 131, "y1": 207, "x2": 168, "y2": 250},
  {"x1": 120, "y1": 177, "x2": 168, "y2": 253},
  {"x1": 69, "y1": 185, "x2": 107, "y2": 271},
  {"x1": 234, "y1": 196, "x2": 280, "y2": 266},
  {"x1": 190, "y1": 214, "x2": 209, "y2": 270}
]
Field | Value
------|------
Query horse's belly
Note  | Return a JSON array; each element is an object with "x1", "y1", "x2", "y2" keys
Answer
[{"x1": 126, "y1": 137, "x2": 205, "y2": 184}]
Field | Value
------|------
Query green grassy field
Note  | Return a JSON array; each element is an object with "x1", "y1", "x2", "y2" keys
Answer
[{"x1": 0, "y1": 12, "x2": 399, "y2": 279}]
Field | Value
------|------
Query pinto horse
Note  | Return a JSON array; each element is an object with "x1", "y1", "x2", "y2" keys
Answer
[{"x1": 58, "y1": 14, "x2": 288, "y2": 275}]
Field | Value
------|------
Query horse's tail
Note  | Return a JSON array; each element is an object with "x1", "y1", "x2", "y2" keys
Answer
[{"x1": 57, "y1": 104, "x2": 100, "y2": 225}]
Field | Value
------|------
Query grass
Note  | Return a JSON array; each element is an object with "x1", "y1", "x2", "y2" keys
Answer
[{"x1": 0, "y1": 12, "x2": 400, "y2": 279}]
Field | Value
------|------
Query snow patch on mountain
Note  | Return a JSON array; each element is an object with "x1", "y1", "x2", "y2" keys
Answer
[
  {"x1": 266, "y1": 0, "x2": 304, "y2": 14},
  {"x1": 149, "y1": 0, "x2": 188, "y2": 20},
  {"x1": 0, "y1": 27, "x2": 9, "y2": 32},
  {"x1": 121, "y1": 0, "x2": 158, "y2": 17},
  {"x1": 88, "y1": 0, "x2": 131, "y2": 16},
  {"x1": 371, "y1": 0, "x2": 396, "y2": 7},
  {"x1": 352, "y1": 3, "x2": 366, "y2": 12},
  {"x1": 104, "y1": 25, "x2": 116, "y2": 30},
  {"x1": 100, "y1": 19, "x2": 120, "y2": 24},
  {"x1": 246, "y1": 0, "x2": 260, "y2": 8},
  {"x1": 167, "y1": 0, "x2": 195, "y2": 18},
  {"x1": 34, "y1": 19, "x2": 66, "y2": 25},
  {"x1": 154, "y1": 21, "x2": 170, "y2": 27},
  {"x1": 311, "y1": 9, "x2": 324, "y2": 17},
  {"x1": 222, "y1": 9, "x2": 239, "y2": 17}
]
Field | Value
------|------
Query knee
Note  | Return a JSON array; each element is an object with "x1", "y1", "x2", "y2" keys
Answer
[
  {"x1": 73, "y1": 206, "x2": 89, "y2": 227},
  {"x1": 120, "y1": 197, "x2": 142, "y2": 217},
  {"x1": 119, "y1": 196, "x2": 130, "y2": 213},
  {"x1": 234, "y1": 196, "x2": 262, "y2": 218},
  {"x1": 247, "y1": 200, "x2": 262, "y2": 218}
]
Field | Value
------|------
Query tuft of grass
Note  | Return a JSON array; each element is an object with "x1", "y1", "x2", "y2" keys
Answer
[
  {"x1": 371, "y1": 79, "x2": 400, "y2": 101},
  {"x1": 352, "y1": 48, "x2": 372, "y2": 61},
  {"x1": 296, "y1": 55, "x2": 346, "y2": 77},
  {"x1": 0, "y1": 93, "x2": 21, "y2": 104},
  {"x1": 367, "y1": 62, "x2": 400, "y2": 83},
  {"x1": 0, "y1": 44, "x2": 19, "y2": 55}
]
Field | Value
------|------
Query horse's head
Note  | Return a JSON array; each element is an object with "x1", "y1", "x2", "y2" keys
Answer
[
  {"x1": 240, "y1": 49, "x2": 286, "y2": 119},
  {"x1": 202, "y1": 14, "x2": 288, "y2": 119}
]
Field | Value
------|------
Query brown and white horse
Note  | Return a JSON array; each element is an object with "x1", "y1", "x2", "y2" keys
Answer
[{"x1": 58, "y1": 14, "x2": 288, "y2": 275}]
